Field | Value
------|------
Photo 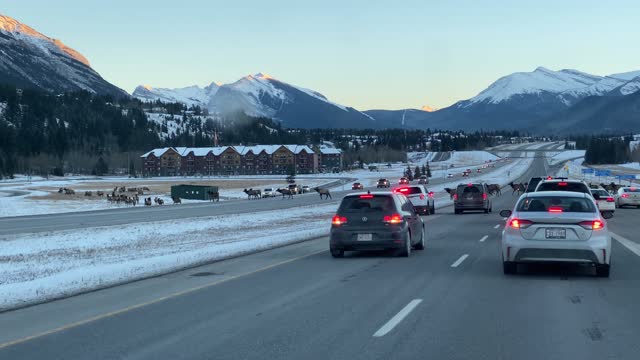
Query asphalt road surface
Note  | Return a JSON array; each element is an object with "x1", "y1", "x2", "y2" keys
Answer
[{"x1": 4, "y1": 153, "x2": 640, "y2": 359}]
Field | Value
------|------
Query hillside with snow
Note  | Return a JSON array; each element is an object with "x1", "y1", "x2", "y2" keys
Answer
[{"x1": 0, "y1": 14, "x2": 127, "y2": 97}]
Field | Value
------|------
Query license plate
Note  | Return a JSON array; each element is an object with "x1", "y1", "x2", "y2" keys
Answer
[
  {"x1": 545, "y1": 228, "x2": 566, "y2": 239},
  {"x1": 357, "y1": 233, "x2": 372, "y2": 241}
]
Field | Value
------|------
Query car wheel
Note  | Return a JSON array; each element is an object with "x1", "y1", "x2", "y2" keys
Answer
[
  {"x1": 596, "y1": 264, "x2": 610, "y2": 278},
  {"x1": 414, "y1": 226, "x2": 425, "y2": 250},
  {"x1": 484, "y1": 207, "x2": 489, "y2": 214},
  {"x1": 330, "y1": 248, "x2": 344, "y2": 258},
  {"x1": 503, "y1": 261, "x2": 517, "y2": 275},
  {"x1": 400, "y1": 232, "x2": 411, "y2": 257},
  {"x1": 430, "y1": 205, "x2": 435, "y2": 214}
]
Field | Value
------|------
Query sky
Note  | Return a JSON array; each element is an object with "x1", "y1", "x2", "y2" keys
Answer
[{"x1": 3, "y1": 0, "x2": 640, "y2": 110}]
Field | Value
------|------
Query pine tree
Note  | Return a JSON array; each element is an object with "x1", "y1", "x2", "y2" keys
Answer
[
  {"x1": 414, "y1": 166, "x2": 421, "y2": 178},
  {"x1": 426, "y1": 162, "x2": 432, "y2": 178}
]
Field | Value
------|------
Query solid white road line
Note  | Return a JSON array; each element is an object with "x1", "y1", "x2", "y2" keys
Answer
[
  {"x1": 479, "y1": 235, "x2": 488, "y2": 242},
  {"x1": 503, "y1": 217, "x2": 508, "y2": 221},
  {"x1": 373, "y1": 299, "x2": 423, "y2": 337},
  {"x1": 610, "y1": 231, "x2": 640, "y2": 257},
  {"x1": 493, "y1": 224, "x2": 500, "y2": 229},
  {"x1": 451, "y1": 254, "x2": 469, "y2": 268}
]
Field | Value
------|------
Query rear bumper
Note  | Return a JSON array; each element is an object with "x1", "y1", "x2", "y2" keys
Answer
[
  {"x1": 618, "y1": 198, "x2": 640, "y2": 206},
  {"x1": 502, "y1": 233, "x2": 611, "y2": 265},
  {"x1": 330, "y1": 230, "x2": 407, "y2": 251},
  {"x1": 454, "y1": 201, "x2": 488, "y2": 210}
]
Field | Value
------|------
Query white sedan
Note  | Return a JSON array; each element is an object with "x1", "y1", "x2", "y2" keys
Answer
[
  {"x1": 590, "y1": 188, "x2": 615, "y2": 213},
  {"x1": 500, "y1": 191, "x2": 612, "y2": 277}
]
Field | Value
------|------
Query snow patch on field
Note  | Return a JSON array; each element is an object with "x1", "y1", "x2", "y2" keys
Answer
[
  {"x1": 0, "y1": 203, "x2": 336, "y2": 311},
  {"x1": 550, "y1": 150, "x2": 586, "y2": 165}
]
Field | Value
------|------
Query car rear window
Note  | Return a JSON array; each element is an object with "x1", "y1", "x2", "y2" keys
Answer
[
  {"x1": 517, "y1": 196, "x2": 596, "y2": 213},
  {"x1": 457, "y1": 185, "x2": 481, "y2": 194},
  {"x1": 264, "y1": 188, "x2": 272, "y2": 191},
  {"x1": 525, "y1": 178, "x2": 542, "y2": 192},
  {"x1": 591, "y1": 190, "x2": 609, "y2": 197},
  {"x1": 536, "y1": 182, "x2": 590, "y2": 193},
  {"x1": 338, "y1": 196, "x2": 396, "y2": 213},
  {"x1": 623, "y1": 188, "x2": 640, "y2": 193}
]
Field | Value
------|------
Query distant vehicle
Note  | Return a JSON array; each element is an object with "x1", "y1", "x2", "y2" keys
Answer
[
  {"x1": 462, "y1": 171, "x2": 470, "y2": 177},
  {"x1": 352, "y1": 182, "x2": 364, "y2": 190},
  {"x1": 329, "y1": 192, "x2": 425, "y2": 258},
  {"x1": 301, "y1": 185, "x2": 311, "y2": 194},
  {"x1": 615, "y1": 187, "x2": 640, "y2": 208},
  {"x1": 447, "y1": 173, "x2": 454, "y2": 178},
  {"x1": 376, "y1": 178, "x2": 390, "y2": 188},
  {"x1": 476, "y1": 168, "x2": 482, "y2": 173},
  {"x1": 590, "y1": 187, "x2": 615, "y2": 213},
  {"x1": 535, "y1": 179, "x2": 591, "y2": 196},
  {"x1": 399, "y1": 177, "x2": 410, "y2": 185},
  {"x1": 500, "y1": 191, "x2": 612, "y2": 277},
  {"x1": 418, "y1": 175, "x2": 429, "y2": 184},
  {"x1": 488, "y1": 164, "x2": 496, "y2": 168},
  {"x1": 454, "y1": 183, "x2": 492, "y2": 214},
  {"x1": 263, "y1": 188, "x2": 275, "y2": 198},
  {"x1": 524, "y1": 177, "x2": 543, "y2": 193},
  {"x1": 393, "y1": 185, "x2": 435, "y2": 215}
]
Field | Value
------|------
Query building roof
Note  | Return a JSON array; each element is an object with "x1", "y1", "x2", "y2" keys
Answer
[
  {"x1": 140, "y1": 147, "x2": 174, "y2": 158},
  {"x1": 141, "y1": 144, "x2": 324, "y2": 158},
  {"x1": 319, "y1": 147, "x2": 342, "y2": 155}
]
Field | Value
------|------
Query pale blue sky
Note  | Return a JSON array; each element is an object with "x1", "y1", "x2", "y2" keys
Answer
[{"x1": 3, "y1": 0, "x2": 639, "y2": 109}]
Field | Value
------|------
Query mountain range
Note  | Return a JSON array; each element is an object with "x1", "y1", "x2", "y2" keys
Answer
[
  {"x1": 1, "y1": 14, "x2": 639, "y2": 133},
  {"x1": 0, "y1": 15, "x2": 127, "y2": 97}
]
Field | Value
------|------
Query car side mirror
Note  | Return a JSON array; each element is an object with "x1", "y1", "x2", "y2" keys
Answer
[
  {"x1": 593, "y1": 193, "x2": 601, "y2": 200},
  {"x1": 499, "y1": 210, "x2": 512, "y2": 217},
  {"x1": 601, "y1": 211, "x2": 613, "y2": 219}
]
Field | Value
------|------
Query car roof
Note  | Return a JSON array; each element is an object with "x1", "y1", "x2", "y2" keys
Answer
[
  {"x1": 539, "y1": 179, "x2": 586, "y2": 184},
  {"x1": 523, "y1": 191, "x2": 588, "y2": 198}
]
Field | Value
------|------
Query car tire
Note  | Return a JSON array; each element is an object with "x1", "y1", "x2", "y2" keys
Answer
[
  {"x1": 430, "y1": 205, "x2": 435, "y2": 214},
  {"x1": 596, "y1": 264, "x2": 610, "y2": 278},
  {"x1": 484, "y1": 207, "x2": 489, "y2": 214},
  {"x1": 330, "y1": 248, "x2": 344, "y2": 258},
  {"x1": 503, "y1": 261, "x2": 517, "y2": 275},
  {"x1": 400, "y1": 233, "x2": 412, "y2": 257},
  {"x1": 413, "y1": 226, "x2": 425, "y2": 250}
]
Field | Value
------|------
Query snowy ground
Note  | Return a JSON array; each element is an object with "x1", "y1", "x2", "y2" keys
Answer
[
  {"x1": 549, "y1": 150, "x2": 586, "y2": 165},
  {"x1": 0, "y1": 157, "x2": 534, "y2": 311},
  {"x1": 557, "y1": 158, "x2": 639, "y2": 185},
  {"x1": 619, "y1": 162, "x2": 640, "y2": 170},
  {"x1": 0, "y1": 176, "x2": 339, "y2": 218}
]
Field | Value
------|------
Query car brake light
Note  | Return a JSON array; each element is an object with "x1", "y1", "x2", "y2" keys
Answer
[
  {"x1": 359, "y1": 194, "x2": 373, "y2": 199},
  {"x1": 547, "y1": 176, "x2": 552, "y2": 180},
  {"x1": 631, "y1": 187, "x2": 637, "y2": 191},
  {"x1": 558, "y1": 182, "x2": 568, "y2": 186},
  {"x1": 428, "y1": 191, "x2": 434, "y2": 198},
  {"x1": 331, "y1": 215, "x2": 347, "y2": 226},
  {"x1": 509, "y1": 218, "x2": 533, "y2": 229},
  {"x1": 622, "y1": 193, "x2": 629, "y2": 198},
  {"x1": 453, "y1": 194, "x2": 458, "y2": 200},
  {"x1": 467, "y1": 183, "x2": 473, "y2": 187},
  {"x1": 482, "y1": 193, "x2": 487, "y2": 200},
  {"x1": 606, "y1": 197, "x2": 614, "y2": 202},
  {"x1": 579, "y1": 220, "x2": 604, "y2": 230},
  {"x1": 548, "y1": 206, "x2": 563, "y2": 213},
  {"x1": 383, "y1": 213, "x2": 404, "y2": 224},
  {"x1": 420, "y1": 194, "x2": 425, "y2": 200}
]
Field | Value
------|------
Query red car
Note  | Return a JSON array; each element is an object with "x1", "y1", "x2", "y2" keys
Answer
[{"x1": 352, "y1": 182, "x2": 364, "y2": 190}]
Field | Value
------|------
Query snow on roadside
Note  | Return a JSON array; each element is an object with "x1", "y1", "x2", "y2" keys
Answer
[
  {"x1": 0, "y1": 203, "x2": 336, "y2": 311},
  {"x1": 549, "y1": 150, "x2": 586, "y2": 165}
]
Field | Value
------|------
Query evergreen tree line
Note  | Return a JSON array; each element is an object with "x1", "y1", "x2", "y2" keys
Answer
[{"x1": 584, "y1": 136, "x2": 633, "y2": 164}]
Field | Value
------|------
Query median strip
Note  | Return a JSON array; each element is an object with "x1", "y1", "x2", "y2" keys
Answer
[{"x1": 373, "y1": 299, "x2": 423, "y2": 337}]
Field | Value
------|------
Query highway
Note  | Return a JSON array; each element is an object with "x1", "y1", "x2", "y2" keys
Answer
[
  {"x1": 3, "y1": 152, "x2": 640, "y2": 359},
  {"x1": 0, "y1": 144, "x2": 537, "y2": 236}
]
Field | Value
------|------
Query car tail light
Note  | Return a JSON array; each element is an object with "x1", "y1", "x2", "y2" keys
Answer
[
  {"x1": 622, "y1": 193, "x2": 629, "y2": 198},
  {"x1": 383, "y1": 213, "x2": 404, "y2": 224},
  {"x1": 482, "y1": 193, "x2": 487, "y2": 200},
  {"x1": 467, "y1": 183, "x2": 473, "y2": 187},
  {"x1": 547, "y1": 176, "x2": 552, "y2": 180},
  {"x1": 606, "y1": 197, "x2": 614, "y2": 202},
  {"x1": 428, "y1": 191, "x2": 434, "y2": 198},
  {"x1": 579, "y1": 220, "x2": 604, "y2": 230},
  {"x1": 359, "y1": 194, "x2": 373, "y2": 199},
  {"x1": 332, "y1": 215, "x2": 347, "y2": 226},
  {"x1": 509, "y1": 218, "x2": 533, "y2": 229},
  {"x1": 548, "y1": 206, "x2": 563, "y2": 213},
  {"x1": 558, "y1": 182, "x2": 568, "y2": 186},
  {"x1": 420, "y1": 194, "x2": 425, "y2": 200},
  {"x1": 453, "y1": 194, "x2": 458, "y2": 200}
]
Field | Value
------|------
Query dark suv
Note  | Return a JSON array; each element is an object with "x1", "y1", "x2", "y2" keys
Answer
[
  {"x1": 535, "y1": 179, "x2": 591, "y2": 195},
  {"x1": 329, "y1": 192, "x2": 425, "y2": 258},
  {"x1": 454, "y1": 183, "x2": 492, "y2": 214},
  {"x1": 524, "y1": 177, "x2": 543, "y2": 193},
  {"x1": 377, "y1": 178, "x2": 390, "y2": 188}
]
